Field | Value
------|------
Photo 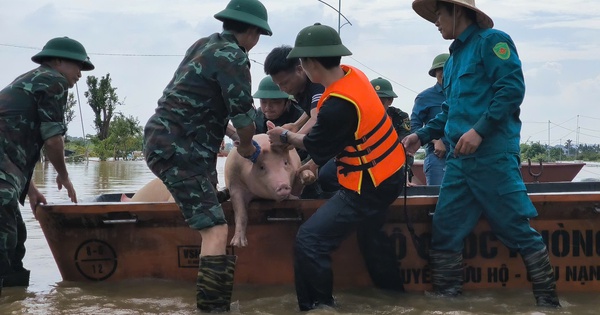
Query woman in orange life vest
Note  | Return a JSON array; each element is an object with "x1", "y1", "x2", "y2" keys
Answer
[{"x1": 267, "y1": 23, "x2": 407, "y2": 311}]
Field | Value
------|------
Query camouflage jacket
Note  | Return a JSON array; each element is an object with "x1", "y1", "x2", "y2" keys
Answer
[
  {"x1": 0, "y1": 65, "x2": 68, "y2": 202},
  {"x1": 387, "y1": 106, "x2": 411, "y2": 140},
  {"x1": 144, "y1": 31, "x2": 256, "y2": 166}
]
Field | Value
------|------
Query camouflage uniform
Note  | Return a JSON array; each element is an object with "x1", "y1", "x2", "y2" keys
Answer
[
  {"x1": 144, "y1": 31, "x2": 256, "y2": 231},
  {"x1": 387, "y1": 106, "x2": 414, "y2": 178},
  {"x1": 0, "y1": 66, "x2": 68, "y2": 276}
]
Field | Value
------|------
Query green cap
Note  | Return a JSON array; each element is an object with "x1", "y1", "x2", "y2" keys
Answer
[
  {"x1": 214, "y1": 0, "x2": 272, "y2": 36},
  {"x1": 287, "y1": 23, "x2": 352, "y2": 59},
  {"x1": 253, "y1": 76, "x2": 290, "y2": 99},
  {"x1": 370, "y1": 77, "x2": 397, "y2": 98},
  {"x1": 428, "y1": 53, "x2": 449, "y2": 77},
  {"x1": 31, "y1": 37, "x2": 94, "y2": 71}
]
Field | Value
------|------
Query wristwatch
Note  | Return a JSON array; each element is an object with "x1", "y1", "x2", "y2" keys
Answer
[{"x1": 280, "y1": 130, "x2": 289, "y2": 144}]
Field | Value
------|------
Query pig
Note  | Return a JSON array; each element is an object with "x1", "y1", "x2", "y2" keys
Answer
[
  {"x1": 120, "y1": 134, "x2": 315, "y2": 248},
  {"x1": 226, "y1": 133, "x2": 314, "y2": 247},
  {"x1": 120, "y1": 178, "x2": 175, "y2": 203}
]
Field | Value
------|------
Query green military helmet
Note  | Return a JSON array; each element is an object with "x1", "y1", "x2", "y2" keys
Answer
[
  {"x1": 287, "y1": 23, "x2": 352, "y2": 59},
  {"x1": 31, "y1": 37, "x2": 95, "y2": 71},
  {"x1": 253, "y1": 76, "x2": 290, "y2": 99},
  {"x1": 370, "y1": 77, "x2": 397, "y2": 98},
  {"x1": 428, "y1": 53, "x2": 450, "y2": 77},
  {"x1": 214, "y1": 0, "x2": 272, "y2": 36}
]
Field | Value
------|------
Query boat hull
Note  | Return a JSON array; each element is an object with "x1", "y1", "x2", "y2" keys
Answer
[
  {"x1": 36, "y1": 183, "x2": 600, "y2": 292},
  {"x1": 410, "y1": 161, "x2": 585, "y2": 185}
]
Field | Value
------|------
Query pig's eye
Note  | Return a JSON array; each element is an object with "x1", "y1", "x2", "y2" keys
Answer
[
  {"x1": 284, "y1": 160, "x2": 289, "y2": 166},
  {"x1": 259, "y1": 164, "x2": 265, "y2": 170}
]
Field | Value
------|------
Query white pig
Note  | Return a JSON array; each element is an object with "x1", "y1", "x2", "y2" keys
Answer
[{"x1": 225, "y1": 133, "x2": 314, "y2": 247}]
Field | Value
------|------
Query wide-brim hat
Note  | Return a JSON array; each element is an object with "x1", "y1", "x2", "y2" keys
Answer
[
  {"x1": 412, "y1": 0, "x2": 493, "y2": 29},
  {"x1": 287, "y1": 23, "x2": 352, "y2": 59},
  {"x1": 31, "y1": 37, "x2": 95, "y2": 71},
  {"x1": 428, "y1": 53, "x2": 450, "y2": 77},
  {"x1": 253, "y1": 76, "x2": 290, "y2": 99},
  {"x1": 370, "y1": 77, "x2": 397, "y2": 98},
  {"x1": 214, "y1": 0, "x2": 272, "y2": 36}
]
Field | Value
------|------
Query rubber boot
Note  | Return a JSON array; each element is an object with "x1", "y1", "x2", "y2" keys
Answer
[
  {"x1": 429, "y1": 250, "x2": 463, "y2": 296},
  {"x1": 2, "y1": 267, "x2": 30, "y2": 287},
  {"x1": 522, "y1": 248, "x2": 561, "y2": 307},
  {"x1": 196, "y1": 255, "x2": 237, "y2": 312}
]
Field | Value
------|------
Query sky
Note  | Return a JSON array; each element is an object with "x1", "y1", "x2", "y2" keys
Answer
[{"x1": 1, "y1": 0, "x2": 599, "y2": 146}]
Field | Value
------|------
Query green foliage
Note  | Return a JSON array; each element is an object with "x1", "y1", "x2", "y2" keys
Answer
[
  {"x1": 520, "y1": 142, "x2": 600, "y2": 162},
  {"x1": 84, "y1": 73, "x2": 121, "y2": 141}
]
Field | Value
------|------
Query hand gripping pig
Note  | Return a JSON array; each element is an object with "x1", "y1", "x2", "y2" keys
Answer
[{"x1": 226, "y1": 133, "x2": 315, "y2": 247}]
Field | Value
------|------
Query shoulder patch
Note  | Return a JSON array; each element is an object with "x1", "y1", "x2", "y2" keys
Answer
[{"x1": 493, "y1": 42, "x2": 510, "y2": 60}]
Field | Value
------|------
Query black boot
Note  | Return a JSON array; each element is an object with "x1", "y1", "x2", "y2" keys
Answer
[
  {"x1": 522, "y1": 248, "x2": 561, "y2": 307},
  {"x1": 2, "y1": 267, "x2": 30, "y2": 287},
  {"x1": 429, "y1": 250, "x2": 463, "y2": 296},
  {"x1": 196, "y1": 255, "x2": 237, "y2": 312}
]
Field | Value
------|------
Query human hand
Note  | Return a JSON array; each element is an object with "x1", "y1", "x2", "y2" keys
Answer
[
  {"x1": 454, "y1": 128, "x2": 482, "y2": 156},
  {"x1": 401, "y1": 134, "x2": 422, "y2": 156},
  {"x1": 237, "y1": 140, "x2": 261, "y2": 163},
  {"x1": 27, "y1": 185, "x2": 47, "y2": 217},
  {"x1": 433, "y1": 139, "x2": 447, "y2": 158},
  {"x1": 56, "y1": 174, "x2": 77, "y2": 203},
  {"x1": 297, "y1": 160, "x2": 319, "y2": 185}
]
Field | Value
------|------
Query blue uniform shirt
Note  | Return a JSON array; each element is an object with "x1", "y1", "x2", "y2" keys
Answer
[
  {"x1": 410, "y1": 82, "x2": 449, "y2": 155},
  {"x1": 416, "y1": 24, "x2": 525, "y2": 157}
]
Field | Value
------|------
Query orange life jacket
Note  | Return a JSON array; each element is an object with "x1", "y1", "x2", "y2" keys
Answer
[{"x1": 317, "y1": 65, "x2": 406, "y2": 193}]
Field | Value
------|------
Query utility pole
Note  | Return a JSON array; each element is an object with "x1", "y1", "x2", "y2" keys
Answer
[{"x1": 317, "y1": 0, "x2": 352, "y2": 35}]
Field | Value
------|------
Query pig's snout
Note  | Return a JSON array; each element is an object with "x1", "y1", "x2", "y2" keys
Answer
[{"x1": 275, "y1": 184, "x2": 292, "y2": 199}]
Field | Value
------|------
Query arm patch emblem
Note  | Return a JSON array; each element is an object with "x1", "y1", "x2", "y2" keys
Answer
[{"x1": 493, "y1": 42, "x2": 510, "y2": 60}]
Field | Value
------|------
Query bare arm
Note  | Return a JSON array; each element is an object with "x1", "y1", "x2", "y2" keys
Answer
[
  {"x1": 296, "y1": 108, "x2": 318, "y2": 135},
  {"x1": 44, "y1": 135, "x2": 77, "y2": 202}
]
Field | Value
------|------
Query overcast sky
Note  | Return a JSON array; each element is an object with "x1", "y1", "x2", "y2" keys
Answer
[{"x1": 1, "y1": 0, "x2": 599, "y2": 146}]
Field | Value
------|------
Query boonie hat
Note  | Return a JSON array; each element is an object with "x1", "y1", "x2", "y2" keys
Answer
[
  {"x1": 253, "y1": 76, "x2": 290, "y2": 99},
  {"x1": 31, "y1": 37, "x2": 95, "y2": 71},
  {"x1": 287, "y1": 23, "x2": 352, "y2": 59},
  {"x1": 428, "y1": 53, "x2": 450, "y2": 77},
  {"x1": 370, "y1": 77, "x2": 397, "y2": 98},
  {"x1": 214, "y1": 0, "x2": 272, "y2": 36},
  {"x1": 412, "y1": 0, "x2": 493, "y2": 29}
]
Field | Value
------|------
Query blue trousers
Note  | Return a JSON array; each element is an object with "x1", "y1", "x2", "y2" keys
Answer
[
  {"x1": 432, "y1": 153, "x2": 545, "y2": 256},
  {"x1": 424, "y1": 153, "x2": 446, "y2": 186},
  {"x1": 294, "y1": 177, "x2": 402, "y2": 311}
]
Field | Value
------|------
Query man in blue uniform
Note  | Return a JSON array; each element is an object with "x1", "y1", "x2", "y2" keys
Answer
[
  {"x1": 405, "y1": 0, "x2": 560, "y2": 307},
  {"x1": 410, "y1": 53, "x2": 450, "y2": 185}
]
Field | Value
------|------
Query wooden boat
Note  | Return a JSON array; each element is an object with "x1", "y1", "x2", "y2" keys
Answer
[
  {"x1": 411, "y1": 160, "x2": 585, "y2": 185},
  {"x1": 36, "y1": 182, "x2": 600, "y2": 292}
]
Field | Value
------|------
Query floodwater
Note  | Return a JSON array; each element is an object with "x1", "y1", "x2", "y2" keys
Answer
[{"x1": 2, "y1": 159, "x2": 600, "y2": 314}]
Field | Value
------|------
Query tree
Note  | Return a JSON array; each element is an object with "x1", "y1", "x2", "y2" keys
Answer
[
  {"x1": 65, "y1": 92, "x2": 77, "y2": 127},
  {"x1": 108, "y1": 113, "x2": 143, "y2": 160},
  {"x1": 84, "y1": 73, "x2": 121, "y2": 140}
]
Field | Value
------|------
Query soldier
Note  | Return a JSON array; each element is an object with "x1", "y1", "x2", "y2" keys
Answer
[
  {"x1": 252, "y1": 76, "x2": 303, "y2": 135},
  {"x1": 142, "y1": 0, "x2": 271, "y2": 311},
  {"x1": 405, "y1": 0, "x2": 560, "y2": 307},
  {"x1": 370, "y1": 77, "x2": 413, "y2": 183},
  {"x1": 267, "y1": 23, "x2": 406, "y2": 311},
  {"x1": 0, "y1": 37, "x2": 92, "y2": 292}
]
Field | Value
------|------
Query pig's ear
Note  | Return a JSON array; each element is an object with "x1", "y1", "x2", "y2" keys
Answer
[{"x1": 266, "y1": 120, "x2": 275, "y2": 130}]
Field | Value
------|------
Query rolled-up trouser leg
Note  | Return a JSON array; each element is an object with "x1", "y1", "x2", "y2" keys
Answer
[
  {"x1": 429, "y1": 250, "x2": 463, "y2": 296},
  {"x1": 196, "y1": 255, "x2": 237, "y2": 312},
  {"x1": 522, "y1": 247, "x2": 560, "y2": 307}
]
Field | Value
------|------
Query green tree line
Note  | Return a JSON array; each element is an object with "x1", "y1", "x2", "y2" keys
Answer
[{"x1": 65, "y1": 73, "x2": 143, "y2": 162}]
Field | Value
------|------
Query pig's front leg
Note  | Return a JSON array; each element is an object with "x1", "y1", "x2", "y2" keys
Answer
[{"x1": 229, "y1": 184, "x2": 253, "y2": 247}]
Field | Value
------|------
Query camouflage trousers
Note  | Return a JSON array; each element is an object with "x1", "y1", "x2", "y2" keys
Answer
[
  {"x1": 146, "y1": 153, "x2": 226, "y2": 230},
  {"x1": 0, "y1": 180, "x2": 26, "y2": 276}
]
